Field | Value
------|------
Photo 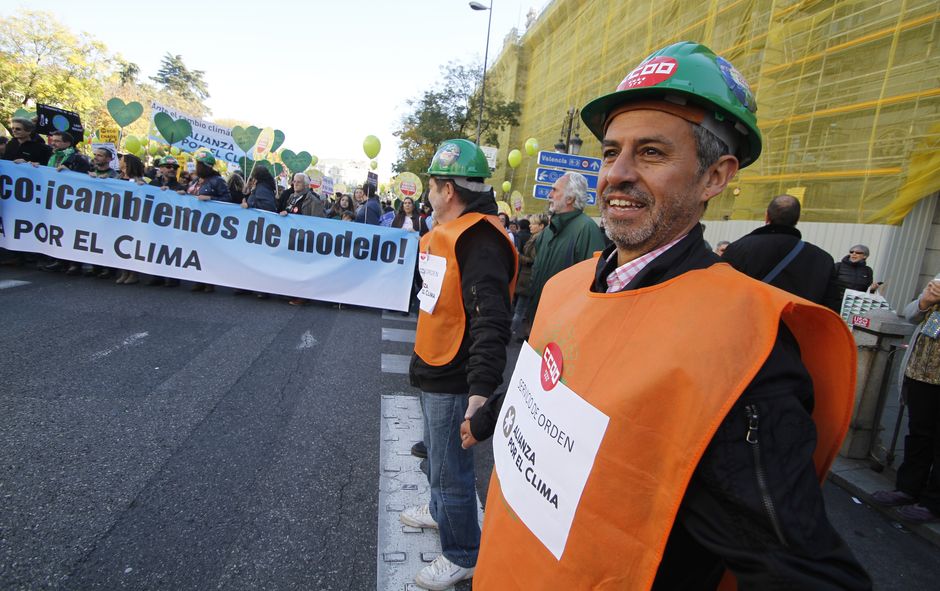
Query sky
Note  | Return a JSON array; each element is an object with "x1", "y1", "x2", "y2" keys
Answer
[{"x1": 5, "y1": 0, "x2": 548, "y2": 181}]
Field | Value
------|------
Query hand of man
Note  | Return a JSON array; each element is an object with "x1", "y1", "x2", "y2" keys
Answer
[
  {"x1": 460, "y1": 420, "x2": 479, "y2": 449},
  {"x1": 465, "y1": 395, "x2": 486, "y2": 420}
]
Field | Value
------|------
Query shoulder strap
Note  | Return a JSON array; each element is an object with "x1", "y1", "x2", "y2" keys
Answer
[{"x1": 762, "y1": 240, "x2": 805, "y2": 283}]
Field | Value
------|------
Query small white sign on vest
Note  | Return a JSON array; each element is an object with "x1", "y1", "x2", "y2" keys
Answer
[
  {"x1": 417, "y1": 252, "x2": 447, "y2": 314},
  {"x1": 493, "y1": 343, "x2": 609, "y2": 559}
]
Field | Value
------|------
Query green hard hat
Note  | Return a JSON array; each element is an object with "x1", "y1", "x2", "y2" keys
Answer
[
  {"x1": 581, "y1": 41, "x2": 762, "y2": 168},
  {"x1": 193, "y1": 150, "x2": 215, "y2": 166},
  {"x1": 427, "y1": 139, "x2": 491, "y2": 178}
]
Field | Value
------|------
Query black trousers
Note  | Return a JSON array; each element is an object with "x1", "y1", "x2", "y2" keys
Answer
[{"x1": 896, "y1": 377, "x2": 940, "y2": 514}]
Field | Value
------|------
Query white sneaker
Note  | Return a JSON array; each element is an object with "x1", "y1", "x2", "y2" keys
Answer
[
  {"x1": 400, "y1": 504, "x2": 438, "y2": 529},
  {"x1": 415, "y1": 554, "x2": 475, "y2": 590}
]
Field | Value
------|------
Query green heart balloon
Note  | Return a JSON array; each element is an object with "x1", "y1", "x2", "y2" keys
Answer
[
  {"x1": 281, "y1": 149, "x2": 312, "y2": 174},
  {"x1": 12, "y1": 108, "x2": 35, "y2": 120},
  {"x1": 154, "y1": 112, "x2": 192, "y2": 146},
  {"x1": 232, "y1": 125, "x2": 261, "y2": 153},
  {"x1": 274, "y1": 162, "x2": 284, "y2": 177},
  {"x1": 107, "y1": 98, "x2": 143, "y2": 128},
  {"x1": 271, "y1": 129, "x2": 286, "y2": 153}
]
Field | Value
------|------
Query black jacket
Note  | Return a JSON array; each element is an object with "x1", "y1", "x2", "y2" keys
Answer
[
  {"x1": 475, "y1": 225, "x2": 871, "y2": 590},
  {"x1": 834, "y1": 256, "x2": 874, "y2": 295},
  {"x1": 2, "y1": 135, "x2": 52, "y2": 165},
  {"x1": 722, "y1": 224, "x2": 841, "y2": 311},
  {"x1": 409, "y1": 192, "x2": 515, "y2": 398}
]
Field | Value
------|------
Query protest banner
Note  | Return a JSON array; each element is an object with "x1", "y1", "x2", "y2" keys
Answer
[
  {"x1": 149, "y1": 102, "x2": 241, "y2": 167},
  {"x1": 0, "y1": 161, "x2": 418, "y2": 310}
]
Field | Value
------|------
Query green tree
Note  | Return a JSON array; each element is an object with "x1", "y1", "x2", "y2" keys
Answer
[
  {"x1": 150, "y1": 53, "x2": 210, "y2": 103},
  {"x1": 394, "y1": 60, "x2": 520, "y2": 178},
  {"x1": 0, "y1": 10, "x2": 114, "y2": 132}
]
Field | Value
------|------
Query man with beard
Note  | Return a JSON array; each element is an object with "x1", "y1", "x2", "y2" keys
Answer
[{"x1": 466, "y1": 42, "x2": 871, "y2": 590}]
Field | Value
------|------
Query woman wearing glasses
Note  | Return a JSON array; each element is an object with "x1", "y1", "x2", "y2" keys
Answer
[{"x1": 2, "y1": 117, "x2": 52, "y2": 165}]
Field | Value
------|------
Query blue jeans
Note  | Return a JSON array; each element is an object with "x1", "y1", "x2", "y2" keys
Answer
[
  {"x1": 421, "y1": 391, "x2": 479, "y2": 568},
  {"x1": 510, "y1": 295, "x2": 530, "y2": 334}
]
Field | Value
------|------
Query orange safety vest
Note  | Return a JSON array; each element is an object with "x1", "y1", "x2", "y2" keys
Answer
[
  {"x1": 414, "y1": 212, "x2": 517, "y2": 366},
  {"x1": 474, "y1": 260, "x2": 856, "y2": 590}
]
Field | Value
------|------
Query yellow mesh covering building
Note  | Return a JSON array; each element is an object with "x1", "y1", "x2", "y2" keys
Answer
[{"x1": 487, "y1": 0, "x2": 940, "y2": 226}]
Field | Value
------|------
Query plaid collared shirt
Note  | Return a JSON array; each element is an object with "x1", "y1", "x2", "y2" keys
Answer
[{"x1": 605, "y1": 233, "x2": 688, "y2": 292}]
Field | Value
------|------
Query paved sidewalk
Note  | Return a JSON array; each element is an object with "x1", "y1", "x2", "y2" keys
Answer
[{"x1": 829, "y1": 456, "x2": 940, "y2": 548}]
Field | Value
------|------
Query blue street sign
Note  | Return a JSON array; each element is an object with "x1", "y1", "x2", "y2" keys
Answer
[
  {"x1": 537, "y1": 150, "x2": 602, "y2": 173},
  {"x1": 535, "y1": 167, "x2": 598, "y2": 189},
  {"x1": 533, "y1": 183, "x2": 596, "y2": 205}
]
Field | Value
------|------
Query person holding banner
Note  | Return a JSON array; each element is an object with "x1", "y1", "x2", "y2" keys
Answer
[
  {"x1": 48, "y1": 131, "x2": 90, "y2": 173},
  {"x1": 242, "y1": 166, "x2": 278, "y2": 212},
  {"x1": 185, "y1": 152, "x2": 230, "y2": 293},
  {"x1": 150, "y1": 156, "x2": 184, "y2": 191},
  {"x1": 467, "y1": 42, "x2": 870, "y2": 590},
  {"x1": 89, "y1": 147, "x2": 120, "y2": 180},
  {"x1": 2, "y1": 117, "x2": 51, "y2": 165},
  {"x1": 401, "y1": 139, "x2": 517, "y2": 590}
]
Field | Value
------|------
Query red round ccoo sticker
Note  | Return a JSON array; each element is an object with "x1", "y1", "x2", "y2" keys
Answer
[{"x1": 540, "y1": 342, "x2": 564, "y2": 391}]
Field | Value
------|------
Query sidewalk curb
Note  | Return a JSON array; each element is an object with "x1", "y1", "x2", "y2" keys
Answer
[{"x1": 828, "y1": 457, "x2": 940, "y2": 549}]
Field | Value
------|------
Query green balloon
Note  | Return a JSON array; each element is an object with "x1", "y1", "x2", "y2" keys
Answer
[
  {"x1": 507, "y1": 149, "x2": 522, "y2": 169},
  {"x1": 502, "y1": 181, "x2": 511, "y2": 193},
  {"x1": 310, "y1": 155, "x2": 318, "y2": 167},
  {"x1": 524, "y1": 137, "x2": 539, "y2": 157},
  {"x1": 363, "y1": 135, "x2": 381, "y2": 159},
  {"x1": 107, "y1": 98, "x2": 144, "y2": 128},
  {"x1": 124, "y1": 135, "x2": 141, "y2": 153}
]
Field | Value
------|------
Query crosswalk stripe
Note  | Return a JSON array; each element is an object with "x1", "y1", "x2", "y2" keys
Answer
[
  {"x1": 381, "y1": 354, "x2": 411, "y2": 374},
  {"x1": 0, "y1": 280, "x2": 30, "y2": 290},
  {"x1": 382, "y1": 327, "x2": 416, "y2": 344}
]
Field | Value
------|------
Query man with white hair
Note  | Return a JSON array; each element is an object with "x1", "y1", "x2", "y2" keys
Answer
[
  {"x1": 524, "y1": 171, "x2": 606, "y2": 333},
  {"x1": 279, "y1": 172, "x2": 326, "y2": 217}
]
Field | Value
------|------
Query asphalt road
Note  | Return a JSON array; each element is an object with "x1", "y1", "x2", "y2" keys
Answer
[{"x1": 1, "y1": 264, "x2": 938, "y2": 590}]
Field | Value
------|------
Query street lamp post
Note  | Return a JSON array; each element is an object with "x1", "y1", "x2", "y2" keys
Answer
[
  {"x1": 554, "y1": 107, "x2": 583, "y2": 154},
  {"x1": 470, "y1": 1, "x2": 493, "y2": 146}
]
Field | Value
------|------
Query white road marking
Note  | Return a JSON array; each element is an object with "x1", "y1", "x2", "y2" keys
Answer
[
  {"x1": 0, "y1": 280, "x2": 29, "y2": 290},
  {"x1": 90, "y1": 332, "x2": 149, "y2": 361},
  {"x1": 376, "y1": 394, "x2": 483, "y2": 591},
  {"x1": 382, "y1": 328, "x2": 416, "y2": 344},
  {"x1": 297, "y1": 330, "x2": 318, "y2": 349},
  {"x1": 381, "y1": 354, "x2": 411, "y2": 374}
]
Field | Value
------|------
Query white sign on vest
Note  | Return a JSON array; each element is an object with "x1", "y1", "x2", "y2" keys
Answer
[{"x1": 493, "y1": 343, "x2": 609, "y2": 559}]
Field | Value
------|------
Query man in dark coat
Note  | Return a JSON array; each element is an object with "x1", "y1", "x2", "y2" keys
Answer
[{"x1": 722, "y1": 194, "x2": 841, "y2": 310}]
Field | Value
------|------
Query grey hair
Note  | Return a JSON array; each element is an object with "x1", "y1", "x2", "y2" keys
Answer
[
  {"x1": 562, "y1": 172, "x2": 590, "y2": 210},
  {"x1": 11, "y1": 117, "x2": 35, "y2": 132},
  {"x1": 849, "y1": 244, "x2": 870, "y2": 256},
  {"x1": 691, "y1": 123, "x2": 731, "y2": 176},
  {"x1": 292, "y1": 172, "x2": 309, "y2": 185}
]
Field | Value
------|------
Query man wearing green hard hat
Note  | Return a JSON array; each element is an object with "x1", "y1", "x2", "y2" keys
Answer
[
  {"x1": 468, "y1": 42, "x2": 871, "y2": 589},
  {"x1": 401, "y1": 138, "x2": 517, "y2": 590}
]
